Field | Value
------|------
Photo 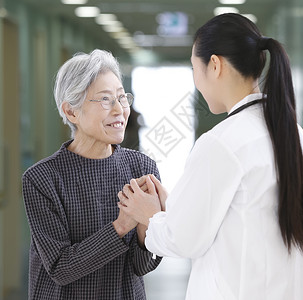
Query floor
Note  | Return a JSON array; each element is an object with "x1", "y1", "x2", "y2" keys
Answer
[{"x1": 144, "y1": 257, "x2": 191, "y2": 300}]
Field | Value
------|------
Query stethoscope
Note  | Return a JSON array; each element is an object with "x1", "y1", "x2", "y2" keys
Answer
[{"x1": 225, "y1": 99, "x2": 264, "y2": 120}]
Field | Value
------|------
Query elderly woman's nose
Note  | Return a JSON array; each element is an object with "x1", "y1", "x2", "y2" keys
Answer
[{"x1": 112, "y1": 98, "x2": 124, "y2": 112}]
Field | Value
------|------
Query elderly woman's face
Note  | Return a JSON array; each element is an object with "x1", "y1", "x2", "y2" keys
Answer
[{"x1": 74, "y1": 71, "x2": 130, "y2": 146}]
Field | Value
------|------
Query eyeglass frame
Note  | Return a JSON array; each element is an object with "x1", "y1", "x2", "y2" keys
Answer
[{"x1": 88, "y1": 92, "x2": 134, "y2": 110}]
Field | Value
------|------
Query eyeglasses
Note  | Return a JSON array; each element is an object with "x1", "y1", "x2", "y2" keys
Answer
[{"x1": 88, "y1": 93, "x2": 134, "y2": 110}]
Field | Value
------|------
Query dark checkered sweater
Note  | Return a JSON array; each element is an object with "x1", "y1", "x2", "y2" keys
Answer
[{"x1": 22, "y1": 140, "x2": 162, "y2": 300}]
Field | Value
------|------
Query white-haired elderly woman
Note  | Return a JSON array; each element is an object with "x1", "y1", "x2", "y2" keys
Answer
[{"x1": 22, "y1": 49, "x2": 162, "y2": 300}]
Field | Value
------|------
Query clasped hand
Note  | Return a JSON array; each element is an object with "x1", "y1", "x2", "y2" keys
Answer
[{"x1": 118, "y1": 174, "x2": 167, "y2": 227}]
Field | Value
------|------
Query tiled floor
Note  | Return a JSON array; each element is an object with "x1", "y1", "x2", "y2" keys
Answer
[{"x1": 144, "y1": 257, "x2": 191, "y2": 300}]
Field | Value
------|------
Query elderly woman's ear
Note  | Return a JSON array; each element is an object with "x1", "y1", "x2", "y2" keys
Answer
[{"x1": 62, "y1": 102, "x2": 77, "y2": 124}]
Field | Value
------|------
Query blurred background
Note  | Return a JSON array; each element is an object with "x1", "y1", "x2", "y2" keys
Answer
[{"x1": 0, "y1": 0, "x2": 303, "y2": 299}]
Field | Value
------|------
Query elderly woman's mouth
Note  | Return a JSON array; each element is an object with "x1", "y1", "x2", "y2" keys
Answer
[{"x1": 108, "y1": 121, "x2": 124, "y2": 128}]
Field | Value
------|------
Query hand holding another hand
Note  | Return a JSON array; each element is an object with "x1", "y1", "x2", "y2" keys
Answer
[
  {"x1": 127, "y1": 174, "x2": 168, "y2": 210},
  {"x1": 148, "y1": 174, "x2": 168, "y2": 211},
  {"x1": 133, "y1": 174, "x2": 152, "y2": 193},
  {"x1": 112, "y1": 207, "x2": 138, "y2": 238},
  {"x1": 118, "y1": 175, "x2": 162, "y2": 226}
]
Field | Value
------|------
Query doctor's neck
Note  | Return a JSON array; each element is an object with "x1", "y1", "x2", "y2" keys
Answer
[{"x1": 223, "y1": 73, "x2": 261, "y2": 113}]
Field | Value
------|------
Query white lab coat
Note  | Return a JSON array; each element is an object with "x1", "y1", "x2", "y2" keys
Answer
[{"x1": 146, "y1": 93, "x2": 303, "y2": 300}]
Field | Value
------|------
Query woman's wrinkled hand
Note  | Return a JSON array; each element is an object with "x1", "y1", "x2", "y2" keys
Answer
[
  {"x1": 113, "y1": 205, "x2": 138, "y2": 238},
  {"x1": 130, "y1": 174, "x2": 168, "y2": 211},
  {"x1": 134, "y1": 175, "x2": 150, "y2": 193},
  {"x1": 118, "y1": 176, "x2": 161, "y2": 226}
]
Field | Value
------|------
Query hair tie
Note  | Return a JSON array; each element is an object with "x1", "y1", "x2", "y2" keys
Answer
[{"x1": 258, "y1": 36, "x2": 271, "y2": 51}]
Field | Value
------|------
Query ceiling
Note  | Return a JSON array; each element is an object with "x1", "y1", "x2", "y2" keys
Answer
[{"x1": 17, "y1": 0, "x2": 283, "y2": 64}]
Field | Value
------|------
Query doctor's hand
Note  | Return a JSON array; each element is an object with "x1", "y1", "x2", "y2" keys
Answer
[
  {"x1": 149, "y1": 174, "x2": 168, "y2": 211},
  {"x1": 118, "y1": 176, "x2": 161, "y2": 226},
  {"x1": 134, "y1": 175, "x2": 150, "y2": 193},
  {"x1": 130, "y1": 174, "x2": 168, "y2": 211}
]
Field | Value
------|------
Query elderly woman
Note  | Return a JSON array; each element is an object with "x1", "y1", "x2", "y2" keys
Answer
[{"x1": 22, "y1": 49, "x2": 162, "y2": 299}]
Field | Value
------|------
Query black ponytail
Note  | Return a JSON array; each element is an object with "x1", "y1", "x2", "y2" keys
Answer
[
  {"x1": 262, "y1": 39, "x2": 303, "y2": 251},
  {"x1": 194, "y1": 13, "x2": 303, "y2": 251}
]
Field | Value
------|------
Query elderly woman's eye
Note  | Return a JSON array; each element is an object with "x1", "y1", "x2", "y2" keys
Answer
[{"x1": 102, "y1": 96, "x2": 110, "y2": 101}]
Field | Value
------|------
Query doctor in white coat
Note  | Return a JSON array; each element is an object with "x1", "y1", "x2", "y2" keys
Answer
[{"x1": 118, "y1": 13, "x2": 303, "y2": 300}]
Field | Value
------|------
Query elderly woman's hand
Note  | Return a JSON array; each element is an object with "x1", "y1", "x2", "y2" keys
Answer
[
  {"x1": 118, "y1": 176, "x2": 161, "y2": 226},
  {"x1": 127, "y1": 174, "x2": 168, "y2": 211},
  {"x1": 133, "y1": 175, "x2": 150, "y2": 193},
  {"x1": 113, "y1": 207, "x2": 138, "y2": 238}
]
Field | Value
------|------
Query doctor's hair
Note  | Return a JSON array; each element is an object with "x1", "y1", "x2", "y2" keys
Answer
[
  {"x1": 194, "y1": 13, "x2": 303, "y2": 252},
  {"x1": 54, "y1": 49, "x2": 122, "y2": 137}
]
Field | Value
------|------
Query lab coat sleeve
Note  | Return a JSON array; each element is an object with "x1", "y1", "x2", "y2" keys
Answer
[
  {"x1": 145, "y1": 132, "x2": 244, "y2": 259},
  {"x1": 297, "y1": 123, "x2": 303, "y2": 149}
]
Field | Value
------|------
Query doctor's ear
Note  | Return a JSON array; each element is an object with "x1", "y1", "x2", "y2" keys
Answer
[
  {"x1": 209, "y1": 54, "x2": 222, "y2": 77},
  {"x1": 62, "y1": 102, "x2": 77, "y2": 124}
]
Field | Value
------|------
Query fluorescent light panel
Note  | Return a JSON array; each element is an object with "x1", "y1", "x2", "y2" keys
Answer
[
  {"x1": 95, "y1": 14, "x2": 138, "y2": 52},
  {"x1": 102, "y1": 24, "x2": 124, "y2": 32},
  {"x1": 242, "y1": 14, "x2": 257, "y2": 23},
  {"x1": 109, "y1": 31, "x2": 131, "y2": 39},
  {"x1": 118, "y1": 37, "x2": 134, "y2": 45},
  {"x1": 119, "y1": 44, "x2": 133, "y2": 49},
  {"x1": 214, "y1": 7, "x2": 239, "y2": 15},
  {"x1": 61, "y1": 0, "x2": 88, "y2": 4},
  {"x1": 106, "y1": 21, "x2": 123, "y2": 27},
  {"x1": 75, "y1": 7, "x2": 100, "y2": 17},
  {"x1": 219, "y1": 0, "x2": 246, "y2": 4},
  {"x1": 95, "y1": 14, "x2": 117, "y2": 25}
]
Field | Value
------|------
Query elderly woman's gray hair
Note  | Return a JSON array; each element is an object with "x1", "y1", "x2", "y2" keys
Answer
[{"x1": 54, "y1": 49, "x2": 122, "y2": 136}]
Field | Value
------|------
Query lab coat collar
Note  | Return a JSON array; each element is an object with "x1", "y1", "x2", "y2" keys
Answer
[{"x1": 228, "y1": 93, "x2": 264, "y2": 116}]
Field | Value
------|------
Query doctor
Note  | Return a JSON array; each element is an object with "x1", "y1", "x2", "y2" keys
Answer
[{"x1": 118, "y1": 13, "x2": 303, "y2": 300}]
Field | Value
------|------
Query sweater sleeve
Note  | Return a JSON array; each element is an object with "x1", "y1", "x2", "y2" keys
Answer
[
  {"x1": 22, "y1": 174, "x2": 129, "y2": 286},
  {"x1": 130, "y1": 234, "x2": 162, "y2": 276}
]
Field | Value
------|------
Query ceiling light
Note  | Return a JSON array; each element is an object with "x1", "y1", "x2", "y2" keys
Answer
[
  {"x1": 214, "y1": 7, "x2": 239, "y2": 16},
  {"x1": 109, "y1": 31, "x2": 131, "y2": 39},
  {"x1": 242, "y1": 14, "x2": 257, "y2": 23},
  {"x1": 75, "y1": 7, "x2": 100, "y2": 18},
  {"x1": 133, "y1": 34, "x2": 193, "y2": 47},
  {"x1": 118, "y1": 36, "x2": 135, "y2": 45},
  {"x1": 119, "y1": 44, "x2": 133, "y2": 49},
  {"x1": 61, "y1": 0, "x2": 88, "y2": 4},
  {"x1": 100, "y1": 21, "x2": 122, "y2": 28},
  {"x1": 95, "y1": 14, "x2": 117, "y2": 25},
  {"x1": 102, "y1": 21, "x2": 123, "y2": 30},
  {"x1": 219, "y1": 0, "x2": 246, "y2": 4},
  {"x1": 118, "y1": 38, "x2": 135, "y2": 46},
  {"x1": 102, "y1": 23, "x2": 124, "y2": 33}
]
